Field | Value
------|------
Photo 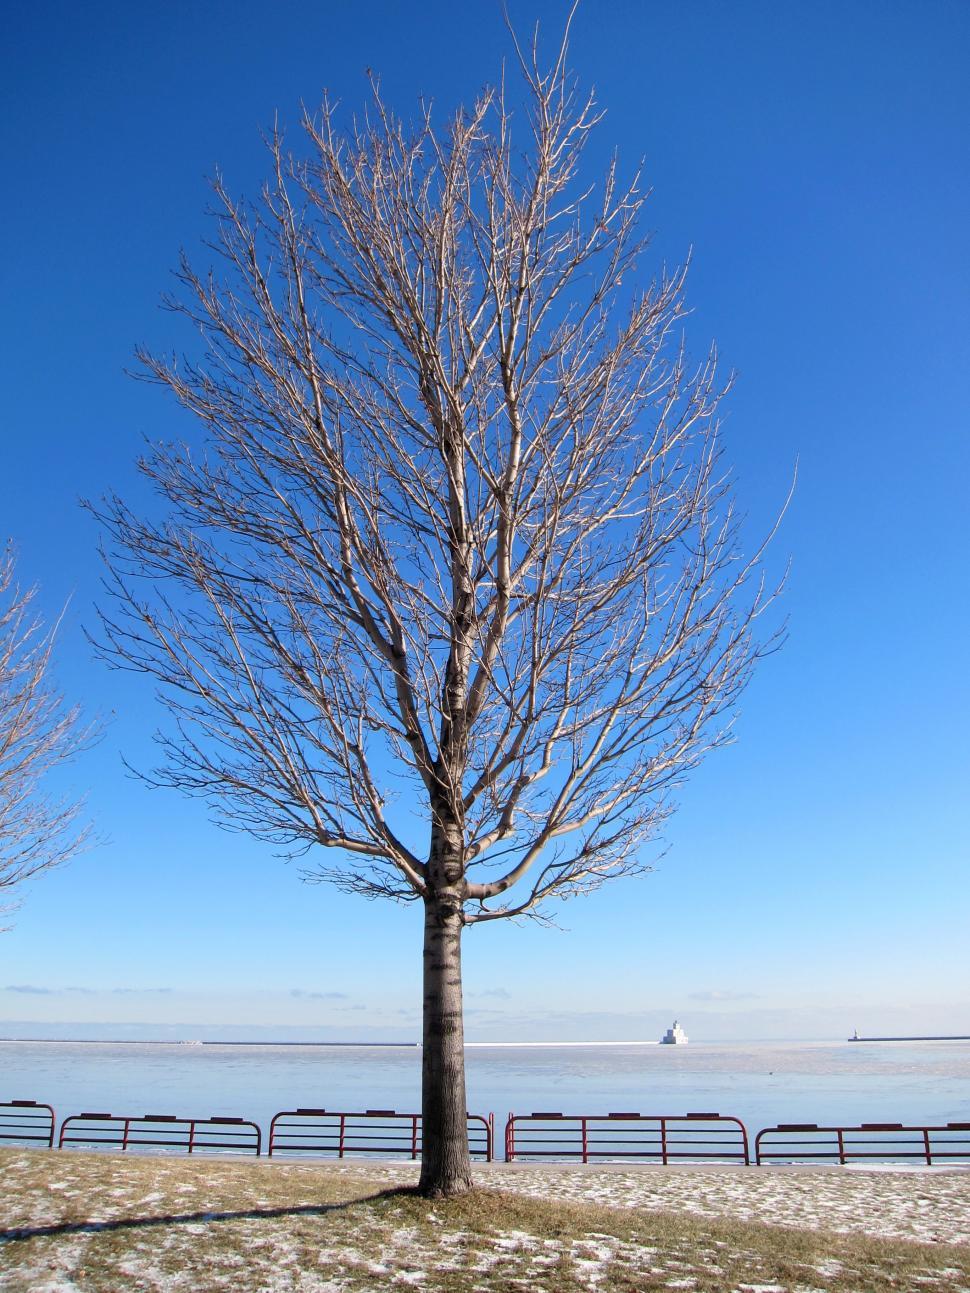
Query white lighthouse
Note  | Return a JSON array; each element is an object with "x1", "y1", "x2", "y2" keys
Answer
[{"x1": 660, "y1": 1019, "x2": 688, "y2": 1045}]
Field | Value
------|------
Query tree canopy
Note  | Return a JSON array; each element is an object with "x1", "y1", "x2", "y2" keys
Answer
[{"x1": 93, "y1": 26, "x2": 780, "y2": 1193}]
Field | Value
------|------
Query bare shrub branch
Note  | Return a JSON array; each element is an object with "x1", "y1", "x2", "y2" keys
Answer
[{"x1": 0, "y1": 547, "x2": 94, "y2": 918}]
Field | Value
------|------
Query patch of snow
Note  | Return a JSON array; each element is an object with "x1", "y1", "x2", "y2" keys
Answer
[
  {"x1": 490, "y1": 1229, "x2": 539, "y2": 1251},
  {"x1": 479, "y1": 1165, "x2": 970, "y2": 1245},
  {"x1": 812, "y1": 1259, "x2": 844, "y2": 1277},
  {"x1": 843, "y1": 1163, "x2": 970, "y2": 1173}
]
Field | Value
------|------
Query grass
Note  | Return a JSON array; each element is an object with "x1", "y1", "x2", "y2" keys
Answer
[{"x1": 0, "y1": 1148, "x2": 967, "y2": 1291}]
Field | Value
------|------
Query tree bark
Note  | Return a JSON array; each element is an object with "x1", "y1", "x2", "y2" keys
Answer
[{"x1": 418, "y1": 892, "x2": 473, "y2": 1196}]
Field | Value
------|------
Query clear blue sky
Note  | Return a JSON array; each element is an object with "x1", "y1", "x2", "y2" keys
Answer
[{"x1": 1, "y1": 1, "x2": 967, "y2": 1043}]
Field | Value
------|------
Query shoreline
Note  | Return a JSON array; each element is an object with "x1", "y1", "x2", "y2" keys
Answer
[
  {"x1": 0, "y1": 1037, "x2": 665, "y2": 1048},
  {"x1": 4, "y1": 1033, "x2": 970, "y2": 1048}
]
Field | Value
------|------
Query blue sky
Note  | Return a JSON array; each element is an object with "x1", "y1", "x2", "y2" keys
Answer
[{"x1": 1, "y1": 0, "x2": 967, "y2": 1043}]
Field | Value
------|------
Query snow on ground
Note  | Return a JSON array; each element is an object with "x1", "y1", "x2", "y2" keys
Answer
[
  {"x1": 495, "y1": 1165, "x2": 970, "y2": 1245},
  {"x1": 4, "y1": 1148, "x2": 969, "y2": 1247},
  {"x1": 338, "y1": 1161, "x2": 970, "y2": 1247},
  {"x1": 1, "y1": 1150, "x2": 968, "y2": 1291}
]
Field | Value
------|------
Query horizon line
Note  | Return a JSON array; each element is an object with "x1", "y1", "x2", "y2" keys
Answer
[{"x1": 0, "y1": 1036, "x2": 667, "y2": 1048}]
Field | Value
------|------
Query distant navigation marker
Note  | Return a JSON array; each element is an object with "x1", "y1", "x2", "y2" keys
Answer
[{"x1": 849, "y1": 1032, "x2": 970, "y2": 1042}]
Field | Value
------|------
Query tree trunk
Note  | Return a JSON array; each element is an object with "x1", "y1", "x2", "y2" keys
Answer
[{"x1": 418, "y1": 893, "x2": 473, "y2": 1196}]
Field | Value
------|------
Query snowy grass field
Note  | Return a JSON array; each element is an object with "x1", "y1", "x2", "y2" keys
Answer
[{"x1": 0, "y1": 1148, "x2": 968, "y2": 1291}]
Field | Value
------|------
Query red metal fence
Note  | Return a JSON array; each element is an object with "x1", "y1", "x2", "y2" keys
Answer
[
  {"x1": 504, "y1": 1111, "x2": 750, "y2": 1164},
  {"x1": 13, "y1": 1093, "x2": 970, "y2": 1169},
  {"x1": 268, "y1": 1108, "x2": 494, "y2": 1161},
  {"x1": 754, "y1": 1122, "x2": 970, "y2": 1165},
  {"x1": 0, "y1": 1100, "x2": 56, "y2": 1148},
  {"x1": 58, "y1": 1112, "x2": 262, "y2": 1156}
]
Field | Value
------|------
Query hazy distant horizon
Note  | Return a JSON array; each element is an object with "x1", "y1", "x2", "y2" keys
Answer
[{"x1": 5, "y1": 1005, "x2": 970, "y2": 1048}]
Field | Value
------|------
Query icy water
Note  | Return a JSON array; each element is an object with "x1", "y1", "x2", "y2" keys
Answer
[{"x1": 2, "y1": 1039, "x2": 968, "y2": 1134}]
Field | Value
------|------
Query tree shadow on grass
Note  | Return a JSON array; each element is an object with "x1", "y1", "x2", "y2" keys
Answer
[{"x1": 0, "y1": 1188, "x2": 420, "y2": 1246}]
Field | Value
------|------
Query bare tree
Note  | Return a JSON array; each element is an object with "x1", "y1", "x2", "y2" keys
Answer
[
  {"x1": 93, "y1": 26, "x2": 780, "y2": 1195},
  {"x1": 0, "y1": 548, "x2": 92, "y2": 919}
]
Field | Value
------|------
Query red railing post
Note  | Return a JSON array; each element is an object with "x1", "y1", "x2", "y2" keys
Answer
[
  {"x1": 338, "y1": 1114, "x2": 346, "y2": 1159},
  {"x1": 0, "y1": 1101, "x2": 57, "y2": 1150},
  {"x1": 411, "y1": 1115, "x2": 419, "y2": 1160},
  {"x1": 499, "y1": 1111, "x2": 748, "y2": 1165},
  {"x1": 751, "y1": 1122, "x2": 964, "y2": 1168},
  {"x1": 188, "y1": 1120, "x2": 196, "y2": 1154}
]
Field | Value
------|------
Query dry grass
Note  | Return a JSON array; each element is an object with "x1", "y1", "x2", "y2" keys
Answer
[
  {"x1": 0, "y1": 1148, "x2": 967, "y2": 1291},
  {"x1": 486, "y1": 1162, "x2": 970, "y2": 1246}
]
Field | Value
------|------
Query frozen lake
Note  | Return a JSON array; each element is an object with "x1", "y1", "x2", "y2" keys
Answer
[{"x1": 2, "y1": 1037, "x2": 968, "y2": 1134}]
